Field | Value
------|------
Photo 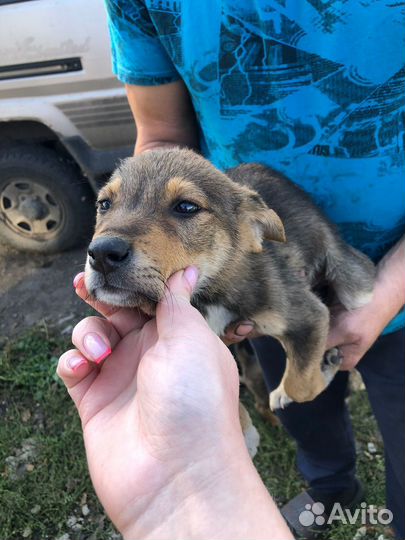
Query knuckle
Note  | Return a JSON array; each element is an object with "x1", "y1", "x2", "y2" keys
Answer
[
  {"x1": 56, "y1": 350, "x2": 73, "y2": 376},
  {"x1": 56, "y1": 359, "x2": 63, "y2": 377},
  {"x1": 71, "y1": 316, "x2": 106, "y2": 341}
]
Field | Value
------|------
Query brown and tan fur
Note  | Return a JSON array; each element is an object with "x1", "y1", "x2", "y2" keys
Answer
[{"x1": 85, "y1": 148, "x2": 375, "y2": 452}]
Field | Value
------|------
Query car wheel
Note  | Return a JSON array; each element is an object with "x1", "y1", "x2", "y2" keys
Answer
[{"x1": 0, "y1": 144, "x2": 95, "y2": 253}]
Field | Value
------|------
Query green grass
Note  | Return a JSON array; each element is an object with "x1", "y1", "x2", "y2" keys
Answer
[
  {"x1": 0, "y1": 326, "x2": 119, "y2": 540},
  {"x1": 0, "y1": 327, "x2": 392, "y2": 539}
]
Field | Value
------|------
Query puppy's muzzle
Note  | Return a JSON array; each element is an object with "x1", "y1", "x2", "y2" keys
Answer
[{"x1": 88, "y1": 236, "x2": 131, "y2": 275}]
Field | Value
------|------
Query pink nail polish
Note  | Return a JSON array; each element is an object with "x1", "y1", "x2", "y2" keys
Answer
[
  {"x1": 68, "y1": 356, "x2": 87, "y2": 372},
  {"x1": 83, "y1": 333, "x2": 111, "y2": 363},
  {"x1": 94, "y1": 347, "x2": 112, "y2": 365},
  {"x1": 73, "y1": 272, "x2": 85, "y2": 289}
]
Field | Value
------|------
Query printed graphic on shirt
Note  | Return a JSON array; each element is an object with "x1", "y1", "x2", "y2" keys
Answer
[
  {"x1": 147, "y1": 1, "x2": 183, "y2": 66},
  {"x1": 109, "y1": 0, "x2": 157, "y2": 38},
  {"x1": 217, "y1": 2, "x2": 405, "y2": 164}
]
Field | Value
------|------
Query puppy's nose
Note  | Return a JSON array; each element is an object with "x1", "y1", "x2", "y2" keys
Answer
[{"x1": 87, "y1": 237, "x2": 131, "y2": 274}]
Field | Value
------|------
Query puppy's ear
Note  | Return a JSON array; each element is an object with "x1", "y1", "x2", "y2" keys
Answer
[{"x1": 240, "y1": 187, "x2": 286, "y2": 253}]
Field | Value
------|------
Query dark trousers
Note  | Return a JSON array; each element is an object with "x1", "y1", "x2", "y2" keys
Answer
[{"x1": 252, "y1": 329, "x2": 405, "y2": 538}]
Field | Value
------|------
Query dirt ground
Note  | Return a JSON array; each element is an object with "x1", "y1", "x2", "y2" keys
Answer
[{"x1": 0, "y1": 241, "x2": 89, "y2": 342}]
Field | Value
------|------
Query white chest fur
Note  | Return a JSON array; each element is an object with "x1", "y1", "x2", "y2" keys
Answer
[{"x1": 205, "y1": 304, "x2": 236, "y2": 336}]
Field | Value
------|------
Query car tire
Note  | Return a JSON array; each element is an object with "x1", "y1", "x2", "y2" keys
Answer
[{"x1": 0, "y1": 144, "x2": 95, "y2": 253}]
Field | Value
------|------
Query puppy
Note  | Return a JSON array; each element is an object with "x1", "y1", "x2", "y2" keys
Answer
[{"x1": 85, "y1": 148, "x2": 375, "y2": 417}]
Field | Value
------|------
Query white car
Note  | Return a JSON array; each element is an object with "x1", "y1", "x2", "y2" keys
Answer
[{"x1": 0, "y1": 0, "x2": 135, "y2": 252}]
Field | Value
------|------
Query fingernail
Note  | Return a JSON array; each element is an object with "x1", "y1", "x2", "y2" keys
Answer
[
  {"x1": 73, "y1": 272, "x2": 85, "y2": 289},
  {"x1": 235, "y1": 322, "x2": 254, "y2": 337},
  {"x1": 68, "y1": 356, "x2": 87, "y2": 372},
  {"x1": 184, "y1": 266, "x2": 199, "y2": 291},
  {"x1": 83, "y1": 333, "x2": 111, "y2": 364}
]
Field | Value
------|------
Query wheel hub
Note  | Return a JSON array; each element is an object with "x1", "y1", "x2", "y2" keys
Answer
[
  {"x1": 0, "y1": 179, "x2": 63, "y2": 239},
  {"x1": 19, "y1": 195, "x2": 49, "y2": 221}
]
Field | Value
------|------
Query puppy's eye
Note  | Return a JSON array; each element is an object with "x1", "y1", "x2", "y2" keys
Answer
[
  {"x1": 173, "y1": 200, "x2": 201, "y2": 216},
  {"x1": 97, "y1": 199, "x2": 111, "y2": 212}
]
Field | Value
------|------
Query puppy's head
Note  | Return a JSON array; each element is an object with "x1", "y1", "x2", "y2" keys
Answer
[{"x1": 85, "y1": 148, "x2": 284, "y2": 314}]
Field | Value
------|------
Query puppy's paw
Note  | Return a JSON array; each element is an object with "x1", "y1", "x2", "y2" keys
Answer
[
  {"x1": 322, "y1": 347, "x2": 343, "y2": 385},
  {"x1": 243, "y1": 423, "x2": 260, "y2": 459},
  {"x1": 269, "y1": 386, "x2": 293, "y2": 411}
]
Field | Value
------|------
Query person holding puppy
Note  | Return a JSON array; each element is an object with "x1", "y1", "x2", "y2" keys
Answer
[{"x1": 60, "y1": 2, "x2": 404, "y2": 538}]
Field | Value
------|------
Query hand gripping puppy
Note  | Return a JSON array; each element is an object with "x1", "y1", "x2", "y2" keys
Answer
[{"x1": 85, "y1": 148, "x2": 375, "y2": 418}]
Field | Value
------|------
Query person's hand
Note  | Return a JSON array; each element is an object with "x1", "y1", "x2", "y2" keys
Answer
[
  {"x1": 327, "y1": 241, "x2": 405, "y2": 370},
  {"x1": 58, "y1": 268, "x2": 239, "y2": 535},
  {"x1": 58, "y1": 268, "x2": 292, "y2": 539},
  {"x1": 326, "y1": 296, "x2": 388, "y2": 371}
]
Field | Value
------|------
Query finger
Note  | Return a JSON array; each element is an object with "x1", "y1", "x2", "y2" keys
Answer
[
  {"x1": 223, "y1": 321, "x2": 257, "y2": 345},
  {"x1": 338, "y1": 351, "x2": 355, "y2": 371},
  {"x1": 57, "y1": 349, "x2": 98, "y2": 408},
  {"x1": 169, "y1": 265, "x2": 199, "y2": 298},
  {"x1": 326, "y1": 316, "x2": 346, "y2": 350},
  {"x1": 156, "y1": 266, "x2": 203, "y2": 335},
  {"x1": 74, "y1": 272, "x2": 121, "y2": 318},
  {"x1": 326, "y1": 326, "x2": 353, "y2": 351},
  {"x1": 326, "y1": 332, "x2": 340, "y2": 351},
  {"x1": 339, "y1": 359, "x2": 354, "y2": 371},
  {"x1": 337, "y1": 345, "x2": 361, "y2": 371},
  {"x1": 73, "y1": 272, "x2": 149, "y2": 336},
  {"x1": 71, "y1": 316, "x2": 121, "y2": 364}
]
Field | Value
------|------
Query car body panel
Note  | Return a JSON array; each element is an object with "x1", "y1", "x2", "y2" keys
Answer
[{"x1": 0, "y1": 0, "x2": 135, "y2": 155}]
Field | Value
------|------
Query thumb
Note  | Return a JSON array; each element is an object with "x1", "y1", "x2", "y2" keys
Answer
[
  {"x1": 326, "y1": 326, "x2": 341, "y2": 350},
  {"x1": 156, "y1": 266, "x2": 202, "y2": 334},
  {"x1": 167, "y1": 265, "x2": 199, "y2": 301}
]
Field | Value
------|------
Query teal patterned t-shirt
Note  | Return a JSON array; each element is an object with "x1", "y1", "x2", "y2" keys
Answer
[{"x1": 105, "y1": 0, "x2": 405, "y2": 333}]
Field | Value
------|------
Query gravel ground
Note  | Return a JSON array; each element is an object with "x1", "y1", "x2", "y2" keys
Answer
[{"x1": 0, "y1": 242, "x2": 89, "y2": 342}]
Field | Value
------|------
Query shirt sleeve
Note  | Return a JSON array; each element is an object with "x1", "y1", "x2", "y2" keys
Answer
[{"x1": 104, "y1": 0, "x2": 180, "y2": 85}]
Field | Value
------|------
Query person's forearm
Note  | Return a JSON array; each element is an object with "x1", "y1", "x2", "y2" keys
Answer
[
  {"x1": 134, "y1": 124, "x2": 199, "y2": 155},
  {"x1": 135, "y1": 138, "x2": 180, "y2": 154},
  {"x1": 122, "y1": 444, "x2": 293, "y2": 540},
  {"x1": 125, "y1": 81, "x2": 200, "y2": 155}
]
